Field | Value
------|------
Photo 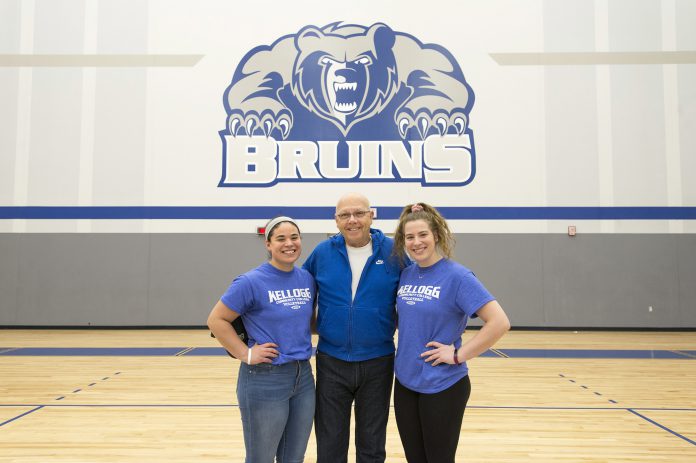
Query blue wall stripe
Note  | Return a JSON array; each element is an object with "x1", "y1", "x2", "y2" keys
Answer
[{"x1": 0, "y1": 206, "x2": 695, "y2": 220}]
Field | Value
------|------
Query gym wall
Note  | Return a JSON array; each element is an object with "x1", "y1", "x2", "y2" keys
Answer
[{"x1": 1, "y1": 0, "x2": 695, "y2": 327}]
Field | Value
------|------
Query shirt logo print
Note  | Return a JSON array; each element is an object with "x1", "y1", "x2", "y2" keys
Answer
[{"x1": 268, "y1": 288, "x2": 312, "y2": 308}]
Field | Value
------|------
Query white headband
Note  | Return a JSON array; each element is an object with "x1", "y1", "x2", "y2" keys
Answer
[{"x1": 264, "y1": 216, "x2": 298, "y2": 241}]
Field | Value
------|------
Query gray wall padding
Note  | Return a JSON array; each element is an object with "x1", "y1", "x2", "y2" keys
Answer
[{"x1": 0, "y1": 233, "x2": 694, "y2": 328}]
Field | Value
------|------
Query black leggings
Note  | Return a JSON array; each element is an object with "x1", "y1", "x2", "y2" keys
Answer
[{"x1": 394, "y1": 375, "x2": 471, "y2": 463}]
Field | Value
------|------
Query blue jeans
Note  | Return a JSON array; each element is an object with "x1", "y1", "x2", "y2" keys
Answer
[
  {"x1": 237, "y1": 360, "x2": 315, "y2": 463},
  {"x1": 315, "y1": 351, "x2": 394, "y2": 463}
]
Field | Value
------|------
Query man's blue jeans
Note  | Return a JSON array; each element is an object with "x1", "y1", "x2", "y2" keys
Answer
[
  {"x1": 237, "y1": 360, "x2": 315, "y2": 463},
  {"x1": 315, "y1": 351, "x2": 394, "y2": 463}
]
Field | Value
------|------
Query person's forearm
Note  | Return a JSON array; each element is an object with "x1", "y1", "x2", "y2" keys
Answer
[
  {"x1": 208, "y1": 317, "x2": 249, "y2": 360},
  {"x1": 458, "y1": 316, "x2": 510, "y2": 362}
]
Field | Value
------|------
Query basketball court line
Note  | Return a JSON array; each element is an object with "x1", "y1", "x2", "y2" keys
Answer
[
  {"x1": 0, "y1": 406, "x2": 44, "y2": 427},
  {"x1": 2, "y1": 404, "x2": 694, "y2": 411},
  {"x1": 1, "y1": 347, "x2": 694, "y2": 358},
  {"x1": 2, "y1": 345, "x2": 694, "y2": 451},
  {"x1": 2, "y1": 403, "x2": 694, "y2": 446},
  {"x1": 558, "y1": 373, "x2": 621, "y2": 405},
  {"x1": 627, "y1": 409, "x2": 696, "y2": 446}
]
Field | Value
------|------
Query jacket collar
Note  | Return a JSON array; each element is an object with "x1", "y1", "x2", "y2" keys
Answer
[{"x1": 331, "y1": 228, "x2": 384, "y2": 250}]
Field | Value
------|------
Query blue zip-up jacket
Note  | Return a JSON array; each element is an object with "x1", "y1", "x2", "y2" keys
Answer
[{"x1": 302, "y1": 228, "x2": 401, "y2": 362}]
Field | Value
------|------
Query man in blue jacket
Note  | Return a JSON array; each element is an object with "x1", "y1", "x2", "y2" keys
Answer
[{"x1": 303, "y1": 192, "x2": 401, "y2": 463}]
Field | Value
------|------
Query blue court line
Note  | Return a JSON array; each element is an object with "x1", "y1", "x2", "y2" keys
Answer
[
  {"x1": 1, "y1": 402, "x2": 693, "y2": 444},
  {"x1": 467, "y1": 406, "x2": 696, "y2": 412},
  {"x1": 0, "y1": 406, "x2": 44, "y2": 427},
  {"x1": 1, "y1": 404, "x2": 694, "y2": 411},
  {"x1": 1, "y1": 347, "x2": 694, "y2": 359},
  {"x1": 497, "y1": 349, "x2": 692, "y2": 359},
  {"x1": 0, "y1": 404, "x2": 239, "y2": 408},
  {"x1": 0, "y1": 347, "x2": 185, "y2": 356},
  {"x1": 559, "y1": 373, "x2": 619, "y2": 405},
  {"x1": 179, "y1": 347, "x2": 681, "y2": 359},
  {"x1": 184, "y1": 347, "x2": 231, "y2": 356},
  {"x1": 627, "y1": 409, "x2": 696, "y2": 446},
  {"x1": 1, "y1": 371, "x2": 123, "y2": 427},
  {"x1": 489, "y1": 348, "x2": 509, "y2": 358},
  {"x1": 1, "y1": 206, "x2": 695, "y2": 220},
  {"x1": 174, "y1": 347, "x2": 195, "y2": 356}
]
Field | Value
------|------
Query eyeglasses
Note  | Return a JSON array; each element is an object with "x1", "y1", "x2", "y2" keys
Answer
[{"x1": 335, "y1": 210, "x2": 371, "y2": 221}]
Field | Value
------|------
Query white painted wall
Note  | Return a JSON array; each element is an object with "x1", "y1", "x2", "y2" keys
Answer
[{"x1": 1, "y1": 0, "x2": 694, "y2": 233}]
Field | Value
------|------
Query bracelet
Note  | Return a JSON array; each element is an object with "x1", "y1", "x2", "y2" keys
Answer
[
  {"x1": 453, "y1": 347, "x2": 461, "y2": 365},
  {"x1": 247, "y1": 345, "x2": 252, "y2": 365}
]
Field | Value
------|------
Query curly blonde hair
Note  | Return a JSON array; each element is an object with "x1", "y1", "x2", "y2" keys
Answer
[{"x1": 392, "y1": 203, "x2": 455, "y2": 264}]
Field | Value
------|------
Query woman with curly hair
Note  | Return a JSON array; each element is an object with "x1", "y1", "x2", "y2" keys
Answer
[{"x1": 392, "y1": 203, "x2": 510, "y2": 463}]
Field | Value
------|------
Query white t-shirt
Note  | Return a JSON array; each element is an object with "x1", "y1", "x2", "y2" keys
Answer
[{"x1": 346, "y1": 240, "x2": 373, "y2": 301}]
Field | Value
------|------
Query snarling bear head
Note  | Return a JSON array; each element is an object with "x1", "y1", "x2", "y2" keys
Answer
[{"x1": 292, "y1": 23, "x2": 399, "y2": 135}]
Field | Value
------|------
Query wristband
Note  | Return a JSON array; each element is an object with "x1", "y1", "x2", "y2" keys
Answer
[
  {"x1": 247, "y1": 346, "x2": 252, "y2": 365},
  {"x1": 453, "y1": 347, "x2": 461, "y2": 365}
]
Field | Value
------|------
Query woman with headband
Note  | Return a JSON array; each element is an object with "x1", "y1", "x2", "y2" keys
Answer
[
  {"x1": 208, "y1": 216, "x2": 316, "y2": 463},
  {"x1": 392, "y1": 203, "x2": 510, "y2": 463}
]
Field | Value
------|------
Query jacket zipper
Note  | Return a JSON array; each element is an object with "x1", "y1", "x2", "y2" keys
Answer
[
  {"x1": 337, "y1": 233, "x2": 380, "y2": 362},
  {"x1": 349, "y1": 243, "x2": 378, "y2": 361}
]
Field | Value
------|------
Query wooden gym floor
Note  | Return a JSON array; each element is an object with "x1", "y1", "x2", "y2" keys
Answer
[{"x1": 1, "y1": 329, "x2": 695, "y2": 462}]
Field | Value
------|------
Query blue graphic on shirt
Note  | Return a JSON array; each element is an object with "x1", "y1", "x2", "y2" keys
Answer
[{"x1": 221, "y1": 263, "x2": 315, "y2": 364}]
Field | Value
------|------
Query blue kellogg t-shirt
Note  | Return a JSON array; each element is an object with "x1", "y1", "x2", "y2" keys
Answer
[
  {"x1": 221, "y1": 262, "x2": 316, "y2": 365},
  {"x1": 395, "y1": 258, "x2": 495, "y2": 394}
]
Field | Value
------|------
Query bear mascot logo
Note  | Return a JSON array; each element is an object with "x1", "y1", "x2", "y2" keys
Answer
[{"x1": 220, "y1": 22, "x2": 476, "y2": 186}]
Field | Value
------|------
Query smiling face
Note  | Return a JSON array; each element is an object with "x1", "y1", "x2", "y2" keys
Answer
[
  {"x1": 404, "y1": 219, "x2": 441, "y2": 267},
  {"x1": 335, "y1": 194, "x2": 373, "y2": 248},
  {"x1": 265, "y1": 222, "x2": 302, "y2": 271}
]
